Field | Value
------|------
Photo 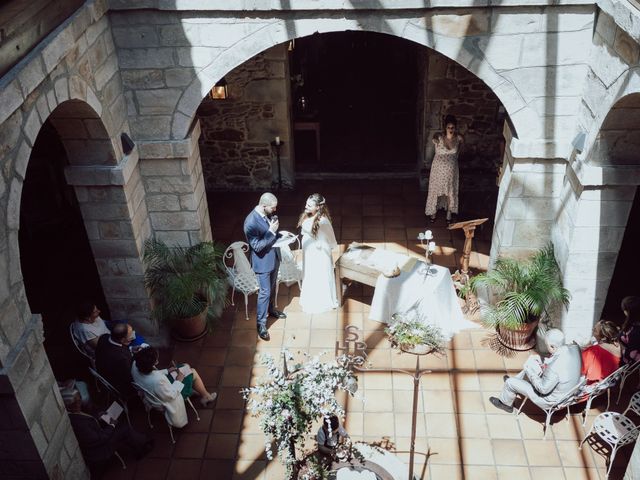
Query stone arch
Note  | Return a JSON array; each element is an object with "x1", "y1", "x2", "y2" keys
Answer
[
  {"x1": 580, "y1": 67, "x2": 640, "y2": 166},
  {"x1": 173, "y1": 17, "x2": 528, "y2": 141}
]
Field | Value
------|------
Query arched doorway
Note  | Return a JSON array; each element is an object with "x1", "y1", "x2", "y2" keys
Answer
[
  {"x1": 595, "y1": 93, "x2": 640, "y2": 322},
  {"x1": 19, "y1": 119, "x2": 108, "y2": 378}
]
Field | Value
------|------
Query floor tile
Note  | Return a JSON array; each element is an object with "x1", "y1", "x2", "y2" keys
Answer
[
  {"x1": 204, "y1": 433, "x2": 239, "y2": 459},
  {"x1": 523, "y1": 439, "x2": 562, "y2": 466},
  {"x1": 491, "y1": 439, "x2": 528, "y2": 466},
  {"x1": 166, "y1": 459, "x2": 202, "y2": 479},
  {"x1": 173, "y1": 433, "x2": 208, "y2": 458}
]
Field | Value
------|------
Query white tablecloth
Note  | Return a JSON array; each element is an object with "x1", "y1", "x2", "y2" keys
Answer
[{"x1": 369, "y1": 260, "x2": 477, "y2": 339}]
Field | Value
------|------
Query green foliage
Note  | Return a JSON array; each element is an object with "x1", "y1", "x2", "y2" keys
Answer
[
  {"x1": 470, "y1": 244, "x2": 570, "y2": 329},
  {"x1": 142, "y1": 239, "x2": 228, "y2": 327},
  {"x1": 385, "y1": 313, "x2": 447, "y2": 355}
]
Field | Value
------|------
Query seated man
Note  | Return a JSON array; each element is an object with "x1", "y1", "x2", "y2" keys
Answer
[
  {"x1": 64, "y1": 388, "x2": 152, "y2": 468},
  {"x1": 95, "y1": 323, "x2": 135, "y2": 398},
  {"x1": 490, "y1": 328, "x2": 582, "y2": 413},
  {"x1": 73, "y1": 300, "x2": 147, "y2": 358}
]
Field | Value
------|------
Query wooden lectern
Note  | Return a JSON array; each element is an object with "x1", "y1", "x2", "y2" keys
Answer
[{"x1": 448, "y1": 217, "x2": 488, "y2": 314}]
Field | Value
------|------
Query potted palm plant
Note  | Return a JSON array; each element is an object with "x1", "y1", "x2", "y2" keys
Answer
[
  {"x1": 470, "y1": 244, "x2": 570, "y2": 350},
  {"x1": 143, "y1": 239, "x2": 228, "y2": 341}
]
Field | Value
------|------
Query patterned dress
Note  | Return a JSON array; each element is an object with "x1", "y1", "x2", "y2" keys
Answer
[{"x1": 424, "y1": 135, "x2": 461, "y2": 217}]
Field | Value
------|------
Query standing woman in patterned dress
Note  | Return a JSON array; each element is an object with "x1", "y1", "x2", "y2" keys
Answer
[{"x1": 424, "y1": 114, "x2": 463, "y2": 224}]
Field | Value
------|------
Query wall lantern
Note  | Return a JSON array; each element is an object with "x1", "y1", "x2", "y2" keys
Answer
[{"x1": 209, "y1": 77, "x2": 228, "y2": 100}]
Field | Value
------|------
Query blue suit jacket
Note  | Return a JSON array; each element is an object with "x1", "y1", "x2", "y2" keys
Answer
[{"x1": 243, "y1": 209, "x2": 280, "y2": 274}]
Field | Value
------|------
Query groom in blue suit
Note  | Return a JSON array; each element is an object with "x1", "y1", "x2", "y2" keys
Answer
[{"x1": 244, "y1": 192, "x2": 287, "y2": 341}]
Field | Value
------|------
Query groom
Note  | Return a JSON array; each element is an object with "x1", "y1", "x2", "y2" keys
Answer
[{"x1": 244, "y1": 192, "x2": 287, "y2": 341}]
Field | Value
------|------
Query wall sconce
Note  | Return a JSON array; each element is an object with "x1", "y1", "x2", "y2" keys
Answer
[
  {"x1": 571, "y1": 131, "x2": 586, "y2": 153},
  {"x1": 120, "y1": 132, "x2": 135, "y2": 155},
  {"x1": 209, "y1": 77, "x2": 228, "y2": 100},
  {"x1": 288, "y1": 39, "x2": 295, "y2": 51}
]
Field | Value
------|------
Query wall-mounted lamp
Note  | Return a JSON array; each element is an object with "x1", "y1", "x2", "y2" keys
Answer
[
  {"x1": 209, "y1": 77, "x2": 228, "y2": 100},
  {"x1": 121, "y1": 132, "x2": 135, "y2": 155},
  {"x1": 288, "y1": 39, "x2": 295, "y2": 51},
  {"x1": 571, "y1": 131, "x2": 586, "y2": 153}
]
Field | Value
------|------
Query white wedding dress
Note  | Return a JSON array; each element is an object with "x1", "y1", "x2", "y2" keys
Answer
[{"x1": 299, "y1": 216, "x2": 339, "y2": 314}]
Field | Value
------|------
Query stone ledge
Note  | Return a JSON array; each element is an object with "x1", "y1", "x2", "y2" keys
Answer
[{"x1": 64, "y1": 151, "x2": 139, "y2": 186}]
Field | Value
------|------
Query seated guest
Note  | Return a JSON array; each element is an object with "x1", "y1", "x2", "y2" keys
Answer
[
  {"x1": 73, "y1": 301, "x2": 110, "y2": 357},
  {"x1": 95, "y1": 323, "x2": 135, "y2": 398},
  {"x1": 73, "y1": 300, "x2": 147, "y2": 358},
  {"x1": 64, "y1": 388, "x2": 153, "y2": 468},
  {"x1": 490, "y1": 329, "x2": 582, "y2": 413},
  {"x1": 582, "y1": 320, "x2": 621, "y2": 384},
  {"x1": 620, "y1": 296, "x2": 640, "y2": 365},
  {"x1": 131, "y1": 347, "x2": 216, "y2": 428}
]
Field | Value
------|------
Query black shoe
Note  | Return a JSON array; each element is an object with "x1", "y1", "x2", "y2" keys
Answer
[
  {"x1": 257, "y1": 326, "x2": 270, "y2": 341},
  {"x1": 489, "y1": 396, "x2": 513, "y2": 413},
  {"x1": 269, "y1": 309, "x2": 287, "y2": 319},
  {"x1": 503, "y1": 375, "x2": 510, "y2": 382}
]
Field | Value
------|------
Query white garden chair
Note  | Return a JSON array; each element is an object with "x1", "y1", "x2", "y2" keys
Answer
[
  {"x1": 224, "y1": 241, "x2": 259, "y2": 320},
  {"x1": 275, "y1": 231, "x2": 302, "y2": 306},
  {"x1": 579, "y1": 411, "x2": 640, "y2": 478},
  {"x1": 616, "y1": 359, "x2": 640, "y2": 404},
  {"x1": 515, "y1": 376, "x2": 587, "y2": 440},
  {"x1": 622, "y1": 391, "x2": 640, "y2": 418},
  {"x1": 581, "y1": 363, "x2": 628, "y2": 426}
]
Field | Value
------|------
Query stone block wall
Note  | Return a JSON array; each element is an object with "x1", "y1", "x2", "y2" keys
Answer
[
  {"x1": 197, "y1": 45, "x2": 292, "y2": 190},
  {"x1": 423, "y1": 49, "x2": 504, "y2": 176},
  {"x1": 138, "y1": 121, "x2": 212, "y2": 247}
]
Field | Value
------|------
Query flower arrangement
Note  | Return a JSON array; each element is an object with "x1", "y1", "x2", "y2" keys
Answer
[
  {"x1": 385, "y1": 312, "x2": 446, "y2": 355},
  {"x1": 242, "y1": 351, "x2": 357, "y2": 478},
  {"x1": 417, "y1": 229, "x2": 437, "y2": 264}
]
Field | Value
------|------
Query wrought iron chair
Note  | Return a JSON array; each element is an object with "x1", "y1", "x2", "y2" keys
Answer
[
  {"x1": 131, "y1": 382, "x2": 200, "y2": 444},
  {"x1": 88, "y1": 367, "x2": 131, "y2": 427},
  {"x1": 515, "y1": 376, "x2": 588, "y2": 440},
  {"x1": 581, "y1": 363, "x2": 628, "y2": 426},
  {"x1": 275, "y1": 230, "x2": 302, "y2": 306},
  {"x1": 579, "y1": 411, "x2": 640, "y2": 478},
  {"x1": 622, "y1": 391, "x2": 640, "y2": 418},
  {"x1": 223, "y1": 241, "x2": 260, "y2": 320},
  {"x1": 616, "y1": 359, "x2": 640, "y2": 404},
  {"x1": 69, "y1": 323, "x2": 96, "y2": 369}
]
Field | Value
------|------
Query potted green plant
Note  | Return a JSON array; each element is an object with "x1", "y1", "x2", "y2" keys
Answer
[
  {"x1": 470, "y1": 244, "x2": 570, "y2": 349},
  {"x1": 143, "y1": 239, "x2": 228, "y2": 341},
  {"x1": 385, "y1": 312, "x2": 446, "y2": 356}
]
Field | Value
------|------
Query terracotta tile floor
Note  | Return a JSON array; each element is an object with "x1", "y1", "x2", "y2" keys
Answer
[{"x1": 100, "y1": 180, "x2": 635, "y2": 479}]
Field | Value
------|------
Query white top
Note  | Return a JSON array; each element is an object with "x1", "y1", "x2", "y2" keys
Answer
[
  {"x1": 131, "y1": 362, "x2": 188, "y2": 428},
  {"x1": 73, "y1": 316, "x2": 110, "y2": 355}
]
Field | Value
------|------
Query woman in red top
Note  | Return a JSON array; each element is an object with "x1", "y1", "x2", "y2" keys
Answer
[{"x1": 581, "y1": 320, "x2": 621, "y2": 384}]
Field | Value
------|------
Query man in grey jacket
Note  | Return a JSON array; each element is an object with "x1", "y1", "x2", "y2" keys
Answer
[{"x1": 490, "y1": 328, "x2": 582, "y2": 413}]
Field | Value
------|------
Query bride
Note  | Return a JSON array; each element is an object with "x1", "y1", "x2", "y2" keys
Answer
[{"x1": 298, "y1": 193, "x2": 339, "y2": 314}]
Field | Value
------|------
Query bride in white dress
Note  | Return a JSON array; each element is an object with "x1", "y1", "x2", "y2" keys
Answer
[{"x1": 298, "y1": 193, "x2": 339, "y2": 314}]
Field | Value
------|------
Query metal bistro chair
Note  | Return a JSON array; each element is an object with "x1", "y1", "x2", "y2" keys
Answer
[
  {"x1": 581, "y1": 363, "x2": 628, "y2": 426},
  {"x1": 579, "y1": 411, "x2": 640, "y2": 478},
  {"x1": 88, "y1": 367, "x2": 131, "y2": 427},
  {"x1": 131, "y1": 382, "x2": 200, "y2": 444},
  {"x1": 275, "y1": 231, "x2": 302, "y2": 307},
  {"x1": 515, "y1": 376, "x2": 588, "y2": 440},
  {"x1": 622, "y1": 391, "x2": 640, "y2": 418},
  {"x1": 224, "y1": 241, "x2": 260, "y2": 320},
  {"x1": 69, "y1": 323, "x2": 96, "y2": 369},
  {"x1": 617, "y1": 359, "x2": 640, "y2": 404}
]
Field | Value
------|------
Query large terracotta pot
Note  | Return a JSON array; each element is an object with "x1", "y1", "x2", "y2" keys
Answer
[
  {"x1": 497, "y1": 319, "x2": 539, "y2": 351},
  {"x1": 172, "y1": 305, "x2": 208, "y2": 342}
]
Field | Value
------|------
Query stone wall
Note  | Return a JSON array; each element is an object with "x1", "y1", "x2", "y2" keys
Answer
[
  {"x1": 423, "y1": 49, "x2": 504, "y2": 186},
  {"x1": 197, "y1": 45, "x2": 292, "y2": 190}
]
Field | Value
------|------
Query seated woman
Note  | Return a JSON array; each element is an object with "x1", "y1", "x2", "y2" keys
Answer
[
  {"x1": 581, "y1": 320, "x2": 621, "y2": 384},
  {"x1": 73, "y1": 300, "x2": 147, "y2": 357},
  {"x1": 620, "y1": 296, "x2": 640, "y2": 366},
  {"x1": 131, "y1": 347, "x2": 216, "y2": 428}
]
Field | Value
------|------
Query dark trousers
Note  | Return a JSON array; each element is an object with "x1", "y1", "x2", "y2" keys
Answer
[{"x1": 256, "y1": 262, "x2": 279, "y2": 328}]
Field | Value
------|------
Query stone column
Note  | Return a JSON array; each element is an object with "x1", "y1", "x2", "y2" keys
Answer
[
  {"x1": 0, "y1": 313, "x2": 88, "y2": 479},
  {"x1": 138, "y1": 120, "x2": 212, "y2": 246},
  {"x1": 552, "y1": 168, "x2": 636, "y2": 343},
  {"x1": 64, "y1": 151, "x2": 158, "y2": 340}
]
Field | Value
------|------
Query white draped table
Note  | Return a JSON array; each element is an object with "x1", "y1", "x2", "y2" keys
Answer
[{"x1": 368, "y1": 260, "x2": 477, "y2": 339}]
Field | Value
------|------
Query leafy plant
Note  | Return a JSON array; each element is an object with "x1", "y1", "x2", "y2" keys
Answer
[
  {"x1": 142, "y1": 239, "x2": 228, "y2": 327},
  {"x1": 470, "y1": 243, "x2": 570, "y2": 330},
  {"x1": 385, "y1": 313, "x2": 446, "y2": 355},
  {"x1": 242, "y1": 351, "x2": 356, "y2": 478}
]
